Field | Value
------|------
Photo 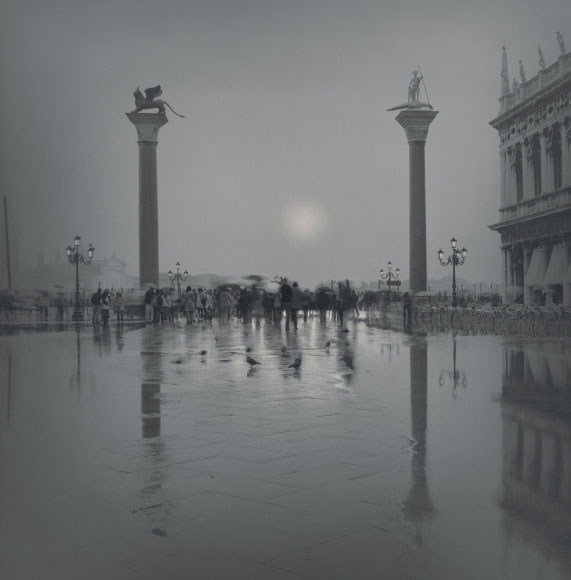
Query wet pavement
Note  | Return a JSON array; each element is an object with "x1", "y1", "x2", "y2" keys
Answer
[{"x1": 0, "y1": 316, "x2": 570, "y2": 580}]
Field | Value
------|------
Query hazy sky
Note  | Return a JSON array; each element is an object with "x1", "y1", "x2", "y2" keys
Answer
[{"x1": 1, "y1": 0, "x2": 569, "y2": 288}]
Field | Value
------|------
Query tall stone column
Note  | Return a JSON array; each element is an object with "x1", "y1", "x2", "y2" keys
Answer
[
  {"x1": 126, "y1": 113, "x2": 168, "y2": 288},
  {"x1": 523, "y1": 246, "x2": 532, "y2": 305},
  {"x1": 562, "y1": 121, "x2": 571, "y2": 187},
  {"x1": 501, "y1": 249, "x2": 509, "y2": 304},
  {"x1": 395, "y1": 109, "x2": 438, "y2": 293},
  {"x1": 500, "y1": 150, "x2": 507, "y2": 206}
]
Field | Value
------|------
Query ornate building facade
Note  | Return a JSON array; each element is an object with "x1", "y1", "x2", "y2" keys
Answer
[{"x1": 489, "y1": 38, "x2": 571, "y2": 305}]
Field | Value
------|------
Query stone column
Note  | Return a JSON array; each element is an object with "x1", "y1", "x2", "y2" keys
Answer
[
  {"x1": 506, "y1": 248, "x2": 512, "y2": 302},
  {"x1": 540, "y1": 132, "x2": 550, "y2": 193},
  {"x1": 395, "y1": 109, "x2": 438, "y2": 293},
  {"x1": 126, "y1": 113, "x2": 168, "y2": 288},
  {"x1": 525, "y1": 141, "x2": 535, "y2": 199},
  {"x1": 522, "y1": 142, "x2": 531, "y2": 199},
  {"x1": 523, "y1": 246, "x2": 532, "y2": 304},
  {"x1": 502, "y1": 249, "x2": 509, "y2": 304},
  {"x1": 562, "y1": 120, "x2": 571, "y2": 187},
  {"x1": 500, "y1": 150, "x2": 507, "y2": 206}
]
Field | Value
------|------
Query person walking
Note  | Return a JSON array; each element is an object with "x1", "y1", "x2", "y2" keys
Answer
[
  {"x1": 218, "y1": 287, "x2": 232, "y2": 323},
  {"x1": 114, "y1": 291, "x2": 125, "y2": 323},
  {"x1": 182, "y1": 286, "x2": 196, "y2": 324},
  {"x1": 101, "y1": 289, "x2": 111, "y2": 326},
  {"x1": 91, "y1": 288, "x2": 103, "y2": 324},
  {"x1": 280, "y1": 278, "x2": 293, "y2": 330},
  {"x1": 290, "y1": 282, "x2": 305, "y2": 330},
  {"x1": 144, "y1": 287, "x2": 155, "y2": 324}
]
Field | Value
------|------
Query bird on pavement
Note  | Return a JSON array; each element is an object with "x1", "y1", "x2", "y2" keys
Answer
[
  {"x1": 246, "y1": 347, "x2": 252, "y2": 353},
  {"x1": 342, "y1": 328, "x2": 350, "y2": 333},
  {"x1": 247, "y1": 356, "x2": 261, "y2": 367},
  {"x1": 288, "y1": 356, "x2": 302, "y2": 370},
  {"x1": 325, "y1": 341, "x2": 331, "y2": 350},
  {"x1": 281, "y1": 345, "x2": 287, "y2": 353},
  {"x1": 172, "y1": 357, "x2": 185, "y2": 364},
  {"x1": 200, "y1": 350, "x2": 207, "y2": 356}
]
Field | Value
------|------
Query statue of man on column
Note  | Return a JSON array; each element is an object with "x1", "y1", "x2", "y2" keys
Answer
[{"x1": 408, "y1": 70, "x2": 422, "y2": 103}]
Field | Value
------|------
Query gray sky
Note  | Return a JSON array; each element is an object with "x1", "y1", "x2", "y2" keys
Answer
[{"x1": 1, "y1": 0, "x2": 569, "y2": 288}]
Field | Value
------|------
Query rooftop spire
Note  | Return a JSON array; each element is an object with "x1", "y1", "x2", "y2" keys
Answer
[{"x1": 501, "y1": 45, "x2": 510, "y2": 96}]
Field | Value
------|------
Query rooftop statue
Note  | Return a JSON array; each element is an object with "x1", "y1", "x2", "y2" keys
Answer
[
  {"x1": 519, "y1": 60, "x2": 526, "y2": 82},
  {"x1": 387, "y1": 69, "x2": 433, "y2": 111},
  {"x1": 538, "y1": 45, "x2": 546, "y2": 70},
  {"x1": 129, "y1": 85, "x2": 186, "y2": 118},
  {"x1": 556, "y1": 31, "x2": 565, "y2": 55}
]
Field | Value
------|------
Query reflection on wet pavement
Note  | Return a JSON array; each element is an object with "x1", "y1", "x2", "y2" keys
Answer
[{"x1": 0, "y1": 317, "x2": 570, "y2": 579}]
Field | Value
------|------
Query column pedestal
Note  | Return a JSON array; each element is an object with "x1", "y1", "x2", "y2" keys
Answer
[
  {"x1": 395, "y1": 109, "x2": 438, "y2": 293},
  {"x1": 126, "y1": 113, "x2": 168, "y2": 288}
]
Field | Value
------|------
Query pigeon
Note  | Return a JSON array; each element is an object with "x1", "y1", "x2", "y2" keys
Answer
[
  {"x1": 247, "y1": 356, "x2": 261, "y2": 367},
  {"x1": 342, "y1": 328, "x2": 350, "y2": 333},
  {"x1": 200, "y1": 350, "x2": 207, "y2": 356},
  {"x1": 172, "y1": 357, "x2": 185, "y2": 364},
  {"x1": 288, "y1": 356, "x2": 302, "y2": 370},
  {"x1": 281, "y1": 345, "x2": 287, "y2": 353},
  {"x1": 325, "y1": 341, "x2": 331, "y2": 350},
  {"x1": 246, "y1": 347, "x2": 252, "y2": 353}
]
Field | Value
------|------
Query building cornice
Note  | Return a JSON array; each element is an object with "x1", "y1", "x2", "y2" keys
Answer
[{"x1": 490, "y1": 73, "x2": 571, "y2": 130}]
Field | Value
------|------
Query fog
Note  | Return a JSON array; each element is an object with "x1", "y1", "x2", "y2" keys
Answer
[{"x1": 1, "y1": 0, "x2": 569, "y2": 287}]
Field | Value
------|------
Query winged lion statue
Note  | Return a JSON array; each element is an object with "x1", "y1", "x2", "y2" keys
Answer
[{"x1": 130, "y1": 85, "x2": 186, "y2": 118}]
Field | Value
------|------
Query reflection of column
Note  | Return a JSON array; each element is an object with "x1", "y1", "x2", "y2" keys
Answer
[
  {"x1": 402, "y1": 338, "x2": 435, "y2": 546},
  {"x1": 141, "y1": 383, "x2": 161, "y2": 438},
  {"x1": 141, "y1": 331, "x2": 163, "y2": 439}
]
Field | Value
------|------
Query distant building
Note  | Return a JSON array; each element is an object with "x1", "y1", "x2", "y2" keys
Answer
[
  {"x1": 16, "y1": 252, "x2": 137, "y2": 292},
  {"x1": 489, "y1": 41, "x2": 571, "y2": 305}
]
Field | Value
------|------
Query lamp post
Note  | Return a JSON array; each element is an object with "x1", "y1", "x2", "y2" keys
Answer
[
  {"x1": 437, "y1": 237, "x2": 467, "y2": 307},
  {"x1": 168, "y1": 262, "x2": 188, "y2": 302},
  {"x1": 380, "y1": 261, "x2": 401, "y2": 291},
  {"x1": 66, "y1": 235, "x2": 94, "y2": 322}
]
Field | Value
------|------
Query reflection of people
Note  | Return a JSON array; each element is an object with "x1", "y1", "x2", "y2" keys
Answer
[{"x1": 408, "y1": 70, "x2": 422, "y2": 102}]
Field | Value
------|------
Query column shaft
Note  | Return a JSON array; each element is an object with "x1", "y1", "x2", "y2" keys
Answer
[
  {"x1": 562, "y1": 129, "x2": 571, "y2": 187},
  {"x1": 139, "y1": 142, "x2": 159, "y2": 287},
  {"x1": 523, "y1": 246, "x2": 531, "y2": 304},
  {"x1": 409, "y1": 141, "x2": 427, "y2": 292}
]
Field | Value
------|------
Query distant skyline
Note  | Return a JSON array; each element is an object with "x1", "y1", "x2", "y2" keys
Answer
[{"x1": 1, "y1": 0, "x2": 569, "y2": 289}]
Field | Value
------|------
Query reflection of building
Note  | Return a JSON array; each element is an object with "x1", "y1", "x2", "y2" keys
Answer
[
  {"x1": 402, "y1": 337, "x2": 435, "y2": 546},
  {"x1": 489, "y1": 44, "x2": 571, "y2": 305},
  {"x1": 500, "y1": 342, "x2": 571, "y2": 571}
]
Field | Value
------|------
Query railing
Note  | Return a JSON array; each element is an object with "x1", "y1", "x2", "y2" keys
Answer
[
  {"x1": 499, "y1": 53, "x2": 571, "y2": 113},
  {"x1": 499, "y1": 186, "x2": 571, "y2": 222}
]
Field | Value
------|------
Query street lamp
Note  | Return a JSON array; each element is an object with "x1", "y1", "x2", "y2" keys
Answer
[
  {"x1": 168, "y1": 262, "x2": 188, "y2": 303},
  {"x1": 437, "y1": 237, "x2": 467, "y2": 307},
  {"x1": 66, "y1": 235, "x2": 94, "y2": 322},
  {"x1": 379, "y1": 261, "x2": 400, "y2": 291}
]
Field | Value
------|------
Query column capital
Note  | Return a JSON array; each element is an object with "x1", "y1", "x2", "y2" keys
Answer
[
  {"x1": 395, "y1": 109, "x2": 439, "y2": 142},
  {"x1": 126, "y1": 113, "x2": 168, "y2": 143}
]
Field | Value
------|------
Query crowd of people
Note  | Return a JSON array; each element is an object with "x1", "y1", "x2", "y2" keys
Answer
[{"x1": 131, "y1": 278, "x2": 366, "y2": 328}]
